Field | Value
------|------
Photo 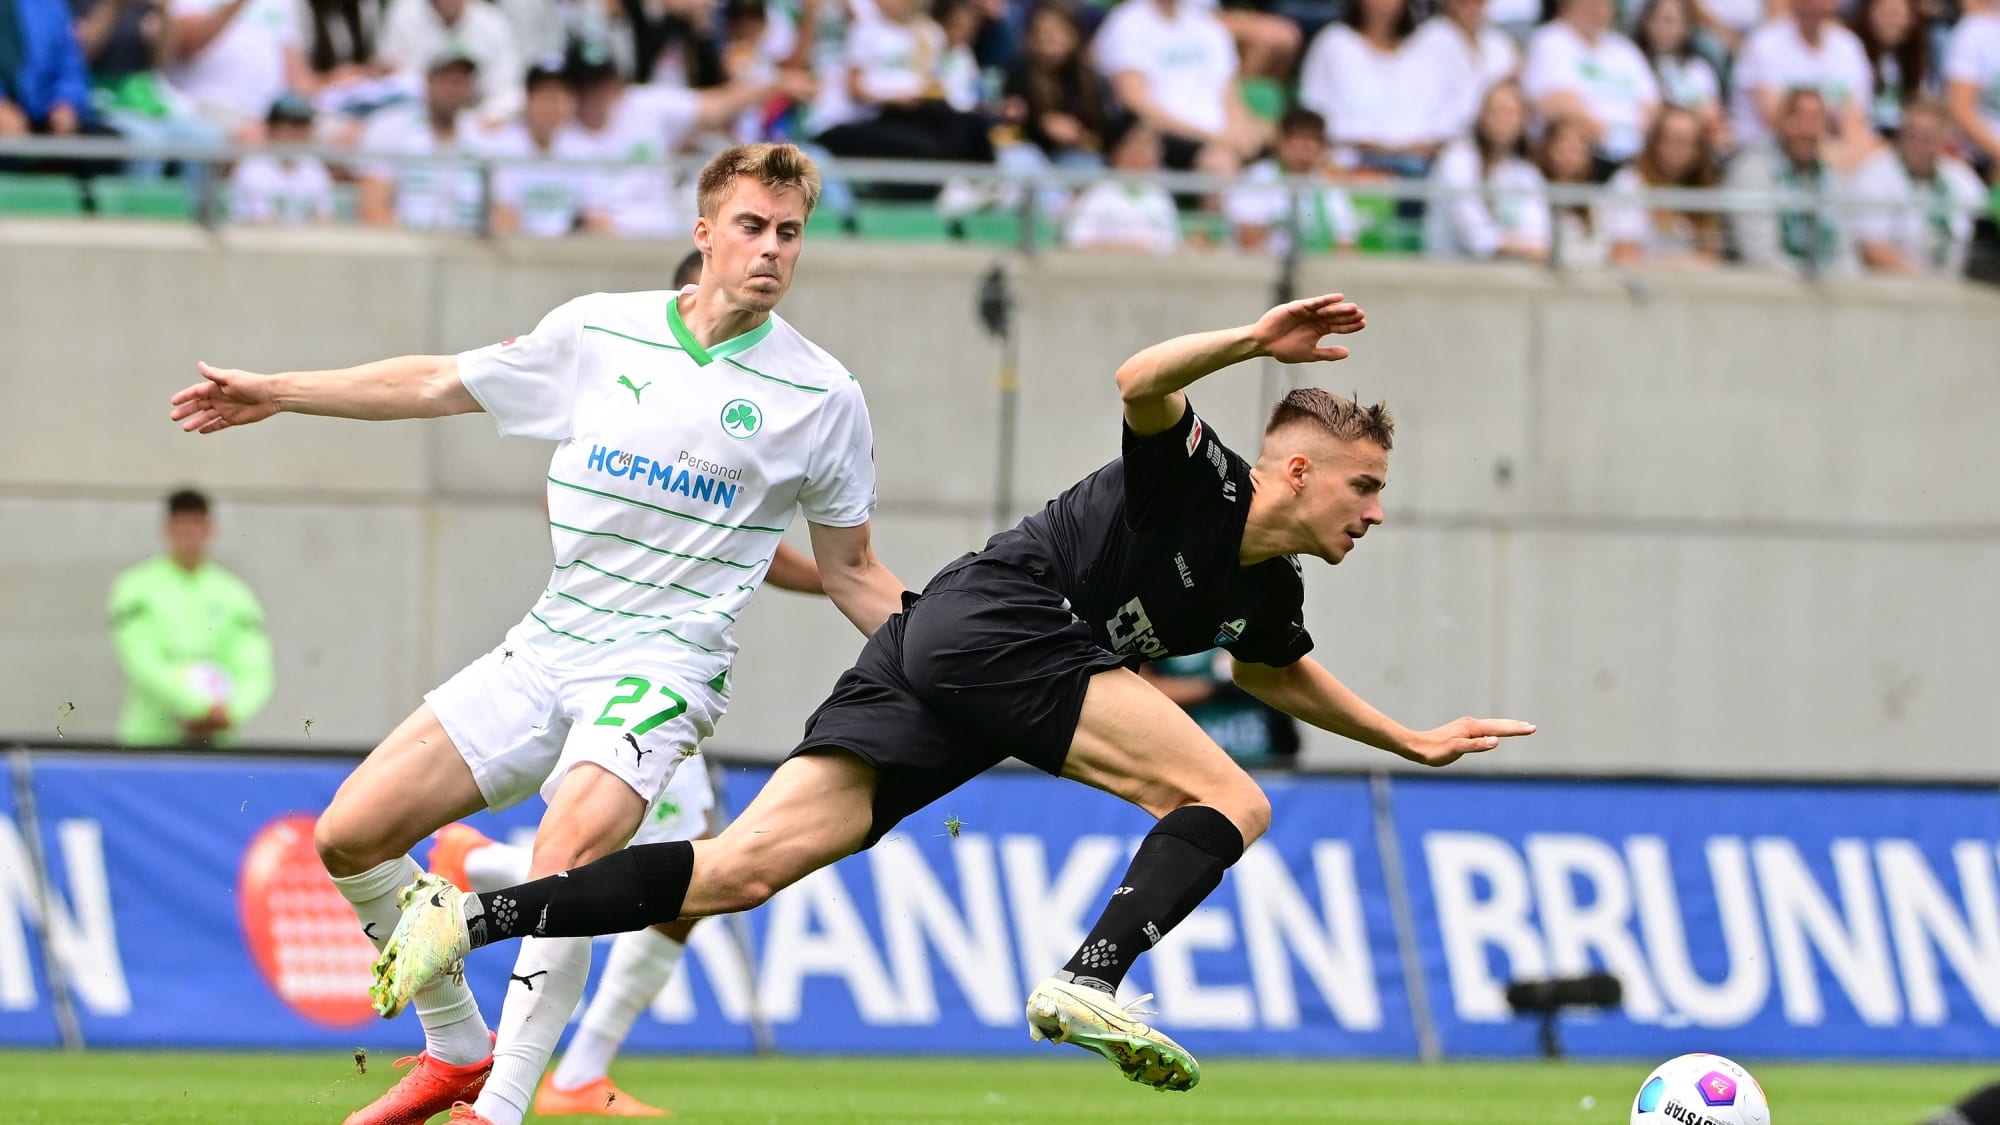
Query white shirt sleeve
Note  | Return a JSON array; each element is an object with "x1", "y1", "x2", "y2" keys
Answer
[
  {"x1": 456, "y1": 295, "x2": 591, "y2": 441},
  {"x1": 1519, "y1": 25, "x2": 1574, "y2": 104},
  {"x1": 1295, "y1": 24, "x2": 1342, "y2": 122},
  {"x1": 1323, "y1": 185, "x2": 1360, "y2": 246},
  {"x1": 1092, "y1": 4, "x2": 1146, "y2": 78},
  {"x1": 302, "y1": 159, "x2": 336, "y2": 222},
  {"x1": 1599, "y1": 166, "x2": 1651, "y2": 246},
  {"x1": 798, "y1": 380, "x2": 879, "y2": 527},
  {"x1": 1222, "y1": 161, "x2": 1284, "y2": 229},
  {"x1": 229, "y1": 159, "x2": 276, "y2": 223},
  {"x1": 1431, "y1": 142, "x2": 1502, "y2": 257},
  {"x1": 1942, "y1": 19, "x2": 1993, "y2": 84},
  {"x1": 1844, "y1": 152, "x2": 1901, "y2": 245}
]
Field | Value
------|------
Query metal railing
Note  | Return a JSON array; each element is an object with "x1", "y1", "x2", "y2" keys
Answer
[{"x1": 1, "y1": 135, "x2": 1990, "y2": 286}]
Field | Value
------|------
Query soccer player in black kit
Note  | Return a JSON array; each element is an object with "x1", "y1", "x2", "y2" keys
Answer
[{"x1": 372, "y1": 293, "x2": 1538, "y2": 1092}]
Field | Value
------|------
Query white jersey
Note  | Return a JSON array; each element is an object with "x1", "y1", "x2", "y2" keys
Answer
[{"x1": 456, "y1": 289, "x2": 877, "y2": 684}]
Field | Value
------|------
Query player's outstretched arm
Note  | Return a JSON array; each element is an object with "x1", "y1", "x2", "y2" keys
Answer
[
  {"x1": 169, "y1": 356, "x2": 481, "y2": 434},
  {"x1": 1114, "y1": 293, "x2": 1366, "y2": 437},
  {"x1": 1232, "y1": 656, "x2": 1535, "y2": 768},
  {"x1": 807, "y1": 519, "x2": 907, "y2": 637}
]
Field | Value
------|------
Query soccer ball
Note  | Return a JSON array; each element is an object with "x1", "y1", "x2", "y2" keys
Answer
[{"x1": 1631, "y1": 1054, "x2": 1770, "y2": 1125}]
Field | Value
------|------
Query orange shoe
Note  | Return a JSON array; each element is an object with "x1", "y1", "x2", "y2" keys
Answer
[
  {"x1": 428, "y1": 823, "x2": 495, "y2": 893},
  {"x1": 533, "y1": 1074, "x2": 671, "y2": 1117},
  {"x1": 341, "y1": 1045, "x2": 494, "y2": 1125},
  {"x1": 447, "y1": 1103, "x2": 499, "y2": 1124}
]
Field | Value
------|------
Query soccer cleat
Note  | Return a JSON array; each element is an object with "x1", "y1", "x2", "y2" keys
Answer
[
  {"x1": 370, "y1": 873, "x2": 472, "y2": 1019},
  {"x1": 447, "y1": 1103, "x2": 500, "y2": 1124},
  {"x1": 340, "y1": 1043, "x2": 494, "y2": 1125},
  {"x1": 428, "y1": 823, "x2": 495, "y2": 893},
  {"x1": 534, "y1": 1074, "x2": 671, "y2": 1117},
  {"x1": 1025, "y1": 979, "x2": 1200, "y2": 1092}
]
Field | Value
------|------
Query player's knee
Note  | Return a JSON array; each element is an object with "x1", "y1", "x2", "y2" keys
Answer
[
  {"x1": 1189, "y1": 782, "x2": 1270, "y2": 847},
  {"x1": 314, "y1": 812, "x2": 387, "y2": 878}
]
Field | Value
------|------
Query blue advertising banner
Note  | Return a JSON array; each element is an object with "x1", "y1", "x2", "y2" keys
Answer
[
  {"x1": 1389, "y1": 776, "x2": 2000, "y2": 1060},
  {"x1": 0, "y1": 759, "x2": 63, "y2": 1047},
  {"x1": 4, "y1": 754, "x2": 1409, "y2": 1057}
]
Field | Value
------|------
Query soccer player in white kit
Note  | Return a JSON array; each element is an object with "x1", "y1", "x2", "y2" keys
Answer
[{"x1": 167, "y1": 143, "x2": 904, "y2": 1125}]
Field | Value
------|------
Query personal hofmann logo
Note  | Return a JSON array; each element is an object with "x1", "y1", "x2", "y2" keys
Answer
[{"x1": 721, "y1": 399, "x2": 762, "y2": 438}]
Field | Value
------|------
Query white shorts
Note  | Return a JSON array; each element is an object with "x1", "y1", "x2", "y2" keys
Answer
[
  {"x1": 426, "y1": 641, "x2": 724, "y2": 812},
  {"x1": 634, "y1": 755, "x2": 719, "y2": 845}
]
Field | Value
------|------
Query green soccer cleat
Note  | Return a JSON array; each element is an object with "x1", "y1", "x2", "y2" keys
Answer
[
  {"x1": 1025, "y1": 978, "x2": 1201, "y2": 1092},
  {"x1": 369, "y1": 873, "x2": 471, "y2": 1019}
]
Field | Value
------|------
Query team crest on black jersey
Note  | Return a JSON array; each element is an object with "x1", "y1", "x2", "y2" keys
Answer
[{"x1": 1214, "y1": 618, "x2": 1247, "y2": 647}]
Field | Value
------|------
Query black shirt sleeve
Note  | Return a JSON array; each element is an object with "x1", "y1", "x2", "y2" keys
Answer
[
  {"x1": 1121, "y1": 399, "x2": 1229, "y2": 530},
  {"x1": 1228, "y1": 561, "x2": 1315, "y2": 668}
]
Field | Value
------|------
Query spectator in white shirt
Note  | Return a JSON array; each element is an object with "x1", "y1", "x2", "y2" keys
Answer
[
  {"x1": 1850, "y1": 0, "x2": 1933, "y2": 138},
  {"x1": 1728, "y1": 0, "x2": 1876, "y2": 165},
  {"x1": 1521, "y1": 0, "x2": 1660, "y2": 166},
  {"x1": 1406, "y1": 0, "x2": 1520, "y2": 146},
  {"x1": 812, "y1": 0, "x2": 994, "y2": 167},
  {"x1": 1849, "y1": 97, "x2": 1987, "y2": 275},
  {"x1": 166, "y1": 0, "x2": 316, "y2": 139},
  {"x1": 1225, "y1": 107, "x2": 1360, "y2": 255},
  {"x1": 1298, "y1": 0, "x2": 1443, "y2": 177},
  {"x1": 1537, "y1": 112, "x2": 1608, "y2": 265},
  {"x1": 1724, "y1": 87, "x2": 1861, "y2": 277},
  {"x1": 379, "y1": 0, "x2": 528, "y2": 121},
  {"x1": 485, "y1": 60, "x2": 610, "y2": 237},
  {"x1": 1424, "y1": 79, "x2": 1550, "y2": 261},
  {"x1": 1943, "y1": 0, "x2": 2000, "y2": 177},
  {"x1": 1632, "y1": 0, "x2": 1726, "y2": 149},
  {"x1": 355, "y1": 51, "x2": 486, "y2": 231},
  {"x1": 1065, "y1": 114, "x2": 1183, "y2": 254},
  {"x1": 1093, "y1": 0, "x2": 1265, "y2": 177},
  {"x1": 228, "y1": 94, "x2": 336, "y2": 224},
  {"x1": 566, "y1": 42, "x2": 808, "y2": 236},
  {"x1": 1602, "y1": 104, "x2": 1724, "y2": 266}
]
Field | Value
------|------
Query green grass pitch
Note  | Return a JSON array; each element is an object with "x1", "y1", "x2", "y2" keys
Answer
[{"x1": 0, "y1": 1051, "x2": 1986, "y2": 1123}]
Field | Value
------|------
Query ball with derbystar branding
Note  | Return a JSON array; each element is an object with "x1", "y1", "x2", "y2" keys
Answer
[{"x1": 1631, "y1": 1054, "x2": 1770, "y2": 1125}]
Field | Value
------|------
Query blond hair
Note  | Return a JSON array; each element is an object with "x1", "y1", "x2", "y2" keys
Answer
[
  {"x1": 696, "y1": 143, "x2": 823, "y2": 220},
  {"x1": 1264, "y1": 388, "x2": 1395, "y2": 450}
]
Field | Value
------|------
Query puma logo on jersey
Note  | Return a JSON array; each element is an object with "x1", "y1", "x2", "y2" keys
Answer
[
  {"x1": 617, "y1": 374, "x2": 653, "y2": 403},
  {"x1": 510, "y1": 970, "x2": 549, "y2": 991},
  {"x1": 624, "y1": 731, "x2": 652, "y2": 763}
]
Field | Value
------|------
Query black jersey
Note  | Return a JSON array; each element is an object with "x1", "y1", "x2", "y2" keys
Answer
[{"x1": 969, "y1": 402, "x2": 1314, "y2": 668}]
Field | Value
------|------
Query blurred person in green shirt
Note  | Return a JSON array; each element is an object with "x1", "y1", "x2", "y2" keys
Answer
[
  {"x1": 1139, "y1": 649, "x2": 1300, "y2": 769},
  {"x1": 107, "y1": 488, "x2": 273, "y2": 745}
]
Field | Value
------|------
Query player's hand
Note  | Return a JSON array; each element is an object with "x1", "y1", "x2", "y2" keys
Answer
[
  {"x1": 1397, "y1": 717, "x2": 1536, "y2": 768},
  {"x1": 1250, "y1": 293, "x2": 1367, "y2": 365},
  {"x1": 170, "y1": 361, "x2": 280, "y2": 433}
]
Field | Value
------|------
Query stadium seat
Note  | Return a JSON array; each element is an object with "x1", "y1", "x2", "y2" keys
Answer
[
  {"x1": 1238, "y1": 77, "x2": 1290, "y2": 123},
  {"x1": 89, "y1": 177, "x2": 195, "y2": 220},
  {"x1": 1350, "y1": 193, "x2": 1422, "y2": 255},
  {"x1": 853, "y1": 203, "x2": 952, "y2": 242},
  {"x1": 0, "y1": 173, "x2": 85, "y2": 217}
]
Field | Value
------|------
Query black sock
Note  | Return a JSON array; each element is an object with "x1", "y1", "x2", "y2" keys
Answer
[
  {"x1": 461, "y1": 840, "x2": 695, "y2": 948},
  {"x1": 1937, "y1": 1084, "x2": 2000, "y2": 1125},
  {"x1": 1059, "y1": 805, "x2": 1244, "y2": 994}
]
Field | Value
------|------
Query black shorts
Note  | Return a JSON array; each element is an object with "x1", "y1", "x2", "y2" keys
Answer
[{"x1": 790, "y1": 555, "x2": 1127, "y2": 847}]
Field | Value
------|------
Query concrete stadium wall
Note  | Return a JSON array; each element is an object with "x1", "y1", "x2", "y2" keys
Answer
[{"x1": 2, "y1": 219, "x2": 1996, "y2": 780}]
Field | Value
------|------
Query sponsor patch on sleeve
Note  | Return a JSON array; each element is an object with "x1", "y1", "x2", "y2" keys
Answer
[{"x1": 1185, "y1": 414, "x2": 1204, "y2": 456}]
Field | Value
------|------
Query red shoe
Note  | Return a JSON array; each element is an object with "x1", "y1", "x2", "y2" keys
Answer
[
  {"x1": 341, "y1": 1042, "x2": 494, "y2": 1125},
  {"x1": 448, "y1": 1103, "x2": 500, "y2": 1124},
  {"x1": 428, "y1": 823, "x2": 495, "y2": 893},
  {"x1": 534, "y1": 1073, "x2": 671, "y2": 1117}
]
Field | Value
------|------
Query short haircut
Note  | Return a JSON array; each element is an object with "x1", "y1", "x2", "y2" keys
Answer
[
  {"x1": 1901, "y1": 95, "x2": 1949, "y2": 129},
  {"x1": 696, "y1": 143, "x2": 822, "y2": 220},
  {"x1": 1277, "y1": 106, "x2": 1327, "y2": 140},
  {"x1": 526, "y1": 61, "x2": 569, "y2": 94},
  {"x1": 1264, "y1": 388, "x2": 1394, "y2": 451},
  {"x1": 673, "y1": 249, "x2": 703, "y2": 288},
  {"x1": 1780, "y1": 85, "x2": 1827, "y2": 118},
  {"x1": 166, "y1": 488, "x2": 210, "y2": 516}
]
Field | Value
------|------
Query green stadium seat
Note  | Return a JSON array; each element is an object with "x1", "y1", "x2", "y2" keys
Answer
[
  {"x1": 90, "y1": 177, "x2": 195, "y2": 220},
  {"x1": 0, "y1": 173, "x2": 84, "y2": 217},
  {"x1": 853, "y1": 202, "x2": 952, "y2": 242},
  {"x1": 1350, "y1": 193, "x2": 1422, "y2": 256}
]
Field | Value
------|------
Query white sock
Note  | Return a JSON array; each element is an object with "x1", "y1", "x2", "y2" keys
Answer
[
  {"x1": 463, "y1": 839, "x2": 532, "y2": 893},
  {"x1": 473, "y1": 935, "x2": 592, "y2": 1125},
  {"x1": 549, "y1": 928, "x2": 686, "y2": 1091},
  {"x1": 330, "y1": 856, "x2": 492, "y2": 1066}
]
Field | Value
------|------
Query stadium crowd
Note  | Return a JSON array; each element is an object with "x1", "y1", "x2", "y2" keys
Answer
[{"x1": 2, "y1": 0, "x2": 1998, "y2": 273}]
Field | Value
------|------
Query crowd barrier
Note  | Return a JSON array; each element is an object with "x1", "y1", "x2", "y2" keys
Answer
[{"x1": 2, "y1": 746, "x2": 1997, "y2": 1060}]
